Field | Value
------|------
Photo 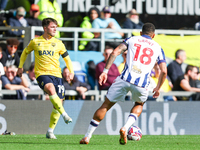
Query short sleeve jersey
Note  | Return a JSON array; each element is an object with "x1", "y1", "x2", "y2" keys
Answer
[
  {"x1": 120, "y1": 35, "x2": 166, "y2": 89},
  {"x1": 23, "y1": 36, "x2": 67, "y2": 78}
]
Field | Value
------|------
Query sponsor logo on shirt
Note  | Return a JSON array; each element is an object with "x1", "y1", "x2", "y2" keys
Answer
[
  {"x1": 38, "y1": 50, "x2": 54, "y2": 56},
  {"x1": 132, "y1": 65, "x2": 142, "y2": 74}
]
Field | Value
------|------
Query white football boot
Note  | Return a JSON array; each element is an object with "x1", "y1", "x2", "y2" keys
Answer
[
  {"x1": 46, "y1": 131, "x2": 57, "y2": 139},
  {"x1": 63, "y1": 115, "x2": 72, "y2": 124}
]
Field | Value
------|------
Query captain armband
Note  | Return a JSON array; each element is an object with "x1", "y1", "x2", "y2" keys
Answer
[{"x1": 61, "y1": 51, "x2": 69, "y2": 58}]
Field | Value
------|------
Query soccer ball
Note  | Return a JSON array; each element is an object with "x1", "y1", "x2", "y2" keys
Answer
[{"x1": 127, "y1": 126, "x2": 142, "y2": 141}]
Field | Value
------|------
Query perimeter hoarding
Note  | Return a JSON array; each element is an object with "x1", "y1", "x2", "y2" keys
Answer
[{"x1": 0, "y1": 100, "x2": 199, "y2": 135}]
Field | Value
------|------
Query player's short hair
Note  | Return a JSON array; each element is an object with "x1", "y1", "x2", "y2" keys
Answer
[
  {"x1": 185, "y1": 65, "x2": 195, "y2": 74},
  {"x1": 142, "y1": 23, "x2": 155, "y2": 35},
  {"x1": 42, "y1": 18, "x2": 58, "y2": 27},
  {"x1": 175, "y1": 49, "x2": 185, "y2": 59}
]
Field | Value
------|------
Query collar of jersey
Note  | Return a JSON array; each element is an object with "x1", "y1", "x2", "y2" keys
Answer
[{"x1": 142, "y1": 35, "x2": 152, "y2": 40}]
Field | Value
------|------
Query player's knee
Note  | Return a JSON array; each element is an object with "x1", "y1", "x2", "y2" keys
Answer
[{"x1": 44, "y1": 83, "x2": 56, "y2": 95}]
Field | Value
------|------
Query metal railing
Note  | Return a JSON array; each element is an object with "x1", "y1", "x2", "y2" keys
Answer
[{"x1": 0, "y1": 89, "x2": 195, "y2": 102}]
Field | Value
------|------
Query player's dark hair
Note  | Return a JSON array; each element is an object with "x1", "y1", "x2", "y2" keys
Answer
[
  {"x1": 142, "y1": 23, "x2": 155, "y2": 35},
  {"x1": 175, "y1": 49, "x2": 185, "y2": 59},
  {"x1": 185, "y1": 65, "x2": 195, "y2": 74},
  {"x1": 42, "y1": 18, "x2": 58, "y2": 27}
]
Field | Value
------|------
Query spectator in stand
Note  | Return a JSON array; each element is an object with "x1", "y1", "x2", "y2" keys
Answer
[
  {"x1": 0, "y1": 38, "x2": 20, "y2": 71},
  {"x1": 23, "y1": 62, "x2": 40, "y2": 91},
  {"x1": 0, "y1": 47, "x2": 5, "y2": 75},
  {"x1": 173, "y1": 65, "x2": 200, "y2": 101},
  {"x1": 79, "y1": 7, "x2": 100, "y2": 51},
  {"x1": 62, "y1": 67, "x2": 91, "y2": 100},
  {"x1": 123, "y1": 9, "x2": 143, "y2": 29},
  {"x1": 26, "y1": 4, "x2": 43, "y2": 37},
  {"x1": 37, "y1": 0, "x2": 63, "y2": 38},
  {"x1": 7, "y1": 6, "x2": 28, "y2": 38},
  {"x1": 92, "y1": 6, "x2": 124, "y2": 50},
  {"x1": 0, "y1": 47, "x2": 5, "y2": 90},
  {"x1": 167, "y1": 49, "x2": 186, "y2": 85},
  {"x1": 195, "y1": 21, "x2": 200, "y2": 30},
  {"x1": 96, "y1": 45, "x2": 120, "y2": 90},
  {"x1": 0, "y1": 0, "x2": 7, "y2": 10},
  {"x1": 118, "y1": 50, "x2": 127, "y2": 74},
  {"x1": 23, "y1": 62, "x2": 41, "y2": 100},
  {"x1": 1, "y1": 65, "x2": 29, "y2": 100}
]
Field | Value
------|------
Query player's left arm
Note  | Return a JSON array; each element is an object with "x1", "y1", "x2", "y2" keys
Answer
[
  {"x1": 62, "y1": 51, "x2": 74, "y2": 82},
  {"x1": 153, "y1": 62, "x2": 167, "y2": 98}
]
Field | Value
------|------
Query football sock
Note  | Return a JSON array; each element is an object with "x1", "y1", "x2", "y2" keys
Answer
[
  {"x1": 85, "y1": 119, "x2": 100, "y2": 138},
  {"x1": 48, "y1": 108, "x2": 60, "y2": 132},
  {"x1": 49, "y1": 94, "x2": 65, "y2": 115},
  {"x1": 124, "y1": 113, "x2": 138, "y2": 130}
]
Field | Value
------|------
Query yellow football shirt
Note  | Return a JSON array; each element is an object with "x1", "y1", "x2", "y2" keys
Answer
[{"x1": 22, "y1": 36, "x2": 67, "y2": 78}]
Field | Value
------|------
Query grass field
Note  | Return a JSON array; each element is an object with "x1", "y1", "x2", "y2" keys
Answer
[{"x1": 0, "y1": 135, "x2": 200, "y2": 150}]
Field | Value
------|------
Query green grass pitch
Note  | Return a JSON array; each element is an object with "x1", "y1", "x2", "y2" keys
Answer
[{"x1": 0, "y1": 135, "x2": 200, "y2": 150}]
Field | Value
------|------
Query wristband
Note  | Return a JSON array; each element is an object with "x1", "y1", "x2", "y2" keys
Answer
[{"x1": 103, "y1": 68, "x2": 109, "y2": 74}]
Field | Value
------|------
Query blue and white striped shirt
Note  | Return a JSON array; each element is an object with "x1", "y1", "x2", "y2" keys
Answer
[{"x1": 120, "y1": 35, "x2": 166, "y2": 89}]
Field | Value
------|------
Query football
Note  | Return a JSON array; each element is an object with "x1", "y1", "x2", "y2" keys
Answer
[{"x1": 127, "y1": 126, "x2": 142, "y2": 141}]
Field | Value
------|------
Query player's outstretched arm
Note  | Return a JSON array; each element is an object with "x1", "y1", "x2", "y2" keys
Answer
[
  {"x1": 99, "y1": 43, "x2": 127, "y2": 85},
  {"x1": 105, "y1": 43, "x2": 127, "y2": 70},
  {"x1": 153, "y1": 62, "x2": 167, "y2": 98},
  {"x1": 63, "y1": 55, "x2": 74, "y2": 82},
  {"x1": 17, "y1": 48, "x2": 29, "y2": 77}
]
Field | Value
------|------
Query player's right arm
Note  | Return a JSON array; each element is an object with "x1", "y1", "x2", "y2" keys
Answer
[
  {"x1": 99, "y1": 43, "x2": 127, "y2": 85},
  {"x1": 17, "y1": 40, "x2": 34, "y2": 77},
  {"x1": 17, "y1": 50, "x2": 28, "y2": 77}
]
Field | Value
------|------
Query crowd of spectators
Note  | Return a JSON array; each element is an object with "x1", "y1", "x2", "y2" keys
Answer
[{"x1": 0, "y1": 2, "x2": 199, "y2": 101}]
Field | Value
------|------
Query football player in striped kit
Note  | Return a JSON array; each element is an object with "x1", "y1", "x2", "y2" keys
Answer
[{"x1": 80, "y1": 23, "x2": 167, "y2": 145}]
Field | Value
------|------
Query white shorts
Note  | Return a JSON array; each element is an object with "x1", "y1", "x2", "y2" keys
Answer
[{"x1": 106, "y1": 76, "x2": 148, "y2": 103}]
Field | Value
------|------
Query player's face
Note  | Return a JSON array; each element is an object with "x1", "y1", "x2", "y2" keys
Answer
[{"x1": 45, "y1": 22, "x2": 57, "y2": 37}]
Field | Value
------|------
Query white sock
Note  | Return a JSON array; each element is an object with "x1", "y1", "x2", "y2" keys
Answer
[
  {"x1": 61, "y1": 112, "x2": 68, "y2": 118},
  {"x1": 124, "y1": 113, "x2": 138, "y2": 130},
  {"x1": 85, "y1": 119, "x2": 100, "y2": 138},
  {"x1": 47, "y1": 127, "x2": 54, "y2": 133}
]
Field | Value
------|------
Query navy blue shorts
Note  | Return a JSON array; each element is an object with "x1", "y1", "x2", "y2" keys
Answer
[{"x1": 36, "y1": 75, "x2": 65, "y2": 99}]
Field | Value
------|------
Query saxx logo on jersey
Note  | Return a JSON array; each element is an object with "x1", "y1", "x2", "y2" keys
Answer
[{"x1": 38, "y1": 50, "x2": 54, "y2": 56}]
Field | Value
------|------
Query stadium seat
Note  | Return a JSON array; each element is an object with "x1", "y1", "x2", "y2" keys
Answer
[{"x1": 72, "y1": 61, "x2": 87, "y2": 83}]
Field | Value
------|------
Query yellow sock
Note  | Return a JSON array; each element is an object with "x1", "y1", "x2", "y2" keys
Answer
[
  {"x1": 49, "y1": 108, "x2": 60, "y2": 130},
  {"x1": 49, "y1": 94, "x2": 65, "y2": 115}
]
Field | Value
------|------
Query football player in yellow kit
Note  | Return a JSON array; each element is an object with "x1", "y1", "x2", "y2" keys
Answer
[{"x1": 17, "y1": 18, "x2": 74, "y2": 139}]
